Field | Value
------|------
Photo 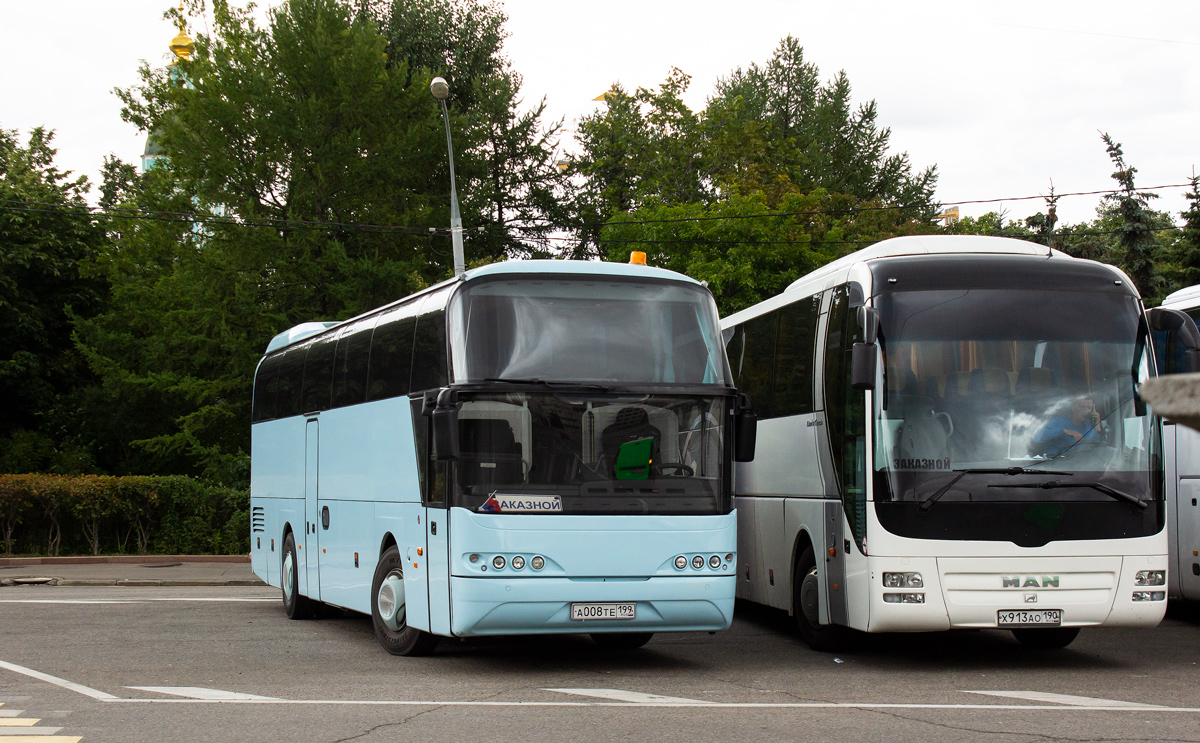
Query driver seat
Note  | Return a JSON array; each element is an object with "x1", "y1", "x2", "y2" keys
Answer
[{"x1": 601, "y1": 407, "x2": 661, "y2": 476}]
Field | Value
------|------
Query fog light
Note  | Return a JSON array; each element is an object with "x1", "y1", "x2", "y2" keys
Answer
[
  {"x1": 675, "y1": 556, "x2": 688, "y2": 570},
  {"x1": 692, "y1": 555, "x2": 705, "y2": 569},
  {"x1": 709, "y1": 555, "x2": 721, "y2": 569},
  {"x1": 511, "y1": 555, "x2": 525, "y2": 570},
  {"x1": 1135, "y1": 570, "x2": 1165, "y2": 586},
  {"x1": 492, "y1": 555, "x2": 506, "y2": 570},
  {"x1": 1132, "y1": 591, "x2": 1166, "y2": 601},
  {"x1": 883, "y1": 592, "x2": 925, "y2": 604},
  {"x1": 469, "y1": 554, "x2": 479, "y2": 563},
  {"x1": 531, "y1": 556, "x2": 544, "y2": 570},
  {"x1": 725, "y1": 553, "x2": 733, "y2": 562},
  {"x1": 883, "y1": 572, "x2": 923, "y2": 588}
]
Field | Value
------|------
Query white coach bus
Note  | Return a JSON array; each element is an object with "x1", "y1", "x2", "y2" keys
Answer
[
  {"x1": 723, "y1": 234, "x2": 1181, "y2": 650},
  {"x1": 1151, "y1": 284, "x2": 1200, "y2": 602}
]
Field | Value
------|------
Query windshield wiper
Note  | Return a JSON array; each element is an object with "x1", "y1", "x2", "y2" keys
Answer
[
  {"x1": 482, "y1": 377, "x2": 610, "y2": 392},
  {"x1": 918, "y1": 467, "x2": 1074, "y2": 513},
  {"x1": 988, "y1": 480, "x2": 1147, "y2": 510}
]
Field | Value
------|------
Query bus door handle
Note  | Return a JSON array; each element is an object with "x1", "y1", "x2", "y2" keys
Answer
[
  {"x1": 321, "y1": 506, "x2": 329, "y2": 530},
  {"x1": 430, "y1": 521, "x2": 437, "y2": 536}
]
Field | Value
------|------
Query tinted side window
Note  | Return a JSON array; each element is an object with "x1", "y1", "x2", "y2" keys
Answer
[
  {"x1": 774, "y1": 295, "x2": 819, "y2": 416},
  {"x1": 252, "y1": 354, "x2": 281, "y2": 423},
  {"x1": 411, "y1": 310, "x2": 448, "y2": 392},
  {"x1": 332, "y1": 318, "x2": 376, "y2": 409},
  {"x1": 275, "y1": 345, "x2": 307, "y2": 419},
  {"x1": 824, "y1": 284, "x2": 867, "y2": 547},
  {"x1": 367, "y1": 311, "x2": 417, "y2": 402},
  {"x1": 301, "y1": 337, "x2": 336, "y2": 413},
  {"x1": 740, "y1": 311, "x2": 778, "y2": 419}
]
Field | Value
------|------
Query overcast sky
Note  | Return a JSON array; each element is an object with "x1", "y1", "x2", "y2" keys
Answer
[{"x1": 2, "y1": 0, "x2": 1196, "y2": 226}]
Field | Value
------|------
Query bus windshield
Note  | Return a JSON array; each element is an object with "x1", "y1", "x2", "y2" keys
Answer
[
  {"x1": 450, "y1": 391, "x2": 728, "y2": 515},
  {"x1": 449, "y1": 276, "x2": 729, "y2": 386},
  {"x1": 873, "y1": 288, "x2": 1158, "y2": 517}
]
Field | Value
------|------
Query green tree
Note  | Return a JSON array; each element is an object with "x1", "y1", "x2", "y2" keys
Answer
[
  {"x1": 0, "y1": 127, "x2": 106, "y2": 472},
  {"x1": 1100, "y1": 133, "x2": 1164, "y2": 303},
  {"x1": 1174, "y1": 172, "x2": 1200, "y2": 288}
]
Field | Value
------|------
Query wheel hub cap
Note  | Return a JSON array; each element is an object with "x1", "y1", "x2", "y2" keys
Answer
[
  {"x1": 377, "y1": 572, "x2": 406, "y2": 631},
  {"x1": 800, "y1": 569, "x2": 821, "y2": 624},
  {"x1": 283, "y1": 552, "x2": 294, "y2": 600}
]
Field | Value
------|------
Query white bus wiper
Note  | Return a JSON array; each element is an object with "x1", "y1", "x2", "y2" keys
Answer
[
  {"x1": 987, "y1": 480, "x2": 1147, "y2": 510},
  {"x1": 483, "y1": 377, "x2": 610, "y2": 392},
  {"x1": 918, "y1": 467, "x2": 1074, "y2": 513}
]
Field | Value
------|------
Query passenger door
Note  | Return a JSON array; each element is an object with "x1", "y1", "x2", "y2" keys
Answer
[{"x1": 304, "y1": 417, "x2": 321, "y2": 600}]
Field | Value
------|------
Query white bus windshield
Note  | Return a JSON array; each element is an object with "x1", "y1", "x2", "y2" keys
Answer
[
  {"x1": 873, "y1": 289, "x2": 1157, "y2": 511},
  {"x1": 449, "y1": 277, "x2": 729, "y2": 387}
]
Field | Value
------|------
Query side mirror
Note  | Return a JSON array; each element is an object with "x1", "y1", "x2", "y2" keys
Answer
[
  {"x1": 431, "y1": 388, "x2": 459, "y2": 461},
  {"x1": 851, "y1": 342, "x2": 877, "y2": 390},
  {"x1": 1149, "y1": 307, "x2": 1200, "y2": 349},
  {"x1": 734, "y1": 393, "x2": 757, "y2": 462},
  {"x1": 858, "y1": 306, "x2": 880, "y2": 344}
]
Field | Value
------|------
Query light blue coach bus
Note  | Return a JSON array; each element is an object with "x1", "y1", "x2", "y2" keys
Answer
[{"x1": 249, "y1": 259, "x2": 756, "y2": 655}]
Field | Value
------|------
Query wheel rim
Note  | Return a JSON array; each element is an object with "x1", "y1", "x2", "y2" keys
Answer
[
  {"x1": 799, "y1": 567, "x2": 821, "y2": 624},
  {"x1": 282, "y1": 551, "x2": 295, "y2": 602},
  {"x1": 377, "y1": 570, "x2": 406, "y2": 631}
]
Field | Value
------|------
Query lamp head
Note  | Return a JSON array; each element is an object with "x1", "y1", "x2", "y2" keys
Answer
[{"x1": 430, "y1": 77, "x2": 449, "y2": 100}]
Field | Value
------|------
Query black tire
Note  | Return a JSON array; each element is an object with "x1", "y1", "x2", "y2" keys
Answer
[
  {"x1": 793, "y1": 546, "x2": 853, "y2": 652},
  {"x1": 281, "y1": 532, "x2": 316, "y2": 620},
  {"x1": 371, "y1": 545, "x2": 439, "y2": 656},
  {"x1": 591, "y1": 632, "x2": 654, "y2": 650},
  {"x1": 1012, "y1": 627, "x2": 1080, "y2": 649}
]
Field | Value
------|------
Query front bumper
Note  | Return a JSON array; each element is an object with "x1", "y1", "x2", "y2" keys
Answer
[{"x1": 449, "y1": 574, "x2": 735, "y2": 636}]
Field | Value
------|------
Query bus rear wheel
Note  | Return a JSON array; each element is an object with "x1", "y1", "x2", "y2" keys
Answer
[
  {"x1": 591, "y1": 633, "x2": 653, "y2": 650},
  {"x1": 371, "y1": 546, "x2": 439, "y2": 656},
  {"x1": 282, "y1": 532, "x2": 316, "y2": 620},
  {"x1": 793, "y1": 546, "x2": 852, "y2": 652},
  {"x1": 1011, "y1": 627, "x2": 1080, "y2": 649}
]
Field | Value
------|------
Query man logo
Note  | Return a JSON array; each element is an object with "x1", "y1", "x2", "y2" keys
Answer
[{"x1": 1002, "y1": 575, "x2": 1060, "y2": 588}]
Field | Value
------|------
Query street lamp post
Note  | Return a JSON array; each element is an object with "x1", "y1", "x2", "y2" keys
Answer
[{"x1": 429, "y1": 76, "x2": 465, "y2": 277}]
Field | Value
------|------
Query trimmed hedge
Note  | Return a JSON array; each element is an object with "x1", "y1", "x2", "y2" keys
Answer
[{"x1": 0, "y1": 475, "x2": 248, "y2": 556}]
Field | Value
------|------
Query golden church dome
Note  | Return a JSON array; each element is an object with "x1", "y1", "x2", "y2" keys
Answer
[{"x1": 169, "y1": 4, "x2": 193, "y2": 62}]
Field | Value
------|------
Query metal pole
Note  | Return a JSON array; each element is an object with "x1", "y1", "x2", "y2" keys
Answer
[{"x1": 438, "y1": 98, "x2": 465, "y2": 277}]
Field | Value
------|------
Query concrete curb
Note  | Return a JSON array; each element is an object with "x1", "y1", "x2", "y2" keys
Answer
[
  {"x1": 1, "y1": 578, "x2": 268, "y2": 587},
  {"x1": 0, "y1": 555, "x2": 250, "y2": 566}
]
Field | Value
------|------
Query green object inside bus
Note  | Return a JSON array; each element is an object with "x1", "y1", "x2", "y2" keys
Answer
[{"x1": 614, "y1": 437, "x2": 654, "y2": 480}]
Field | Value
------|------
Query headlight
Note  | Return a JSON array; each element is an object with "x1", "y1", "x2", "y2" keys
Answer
[
  {"x1": 511, "y1": 555, "x2": 525, "y2": 570},
  {"x1": 883, "y1": 593, "x2": 925, "y2": 604},
  {"x1": 492, "y1": 556, "x2": 506, "y2": 570},
  {"x1": 1132, "y1": 591, "x2": 1165, "y2": 601},
  {"x1": 883, "y1": 572, "x2": 923, "y2": 588},
  {"x1": 1135, "y1": 570, "x2": 1165, "y2": 586},
  {"x1": 692, "y1": 555, "x2": 705, "y2": 569},
  {"x1": 531, "y1": 556, "x2": 544, "y2": 570},
  {"x1": 675, "y1": 556, "x2": 688, "y2": 570},
  {"x1": 709, "y1": 555, "x2": 721, "y2": 569}
]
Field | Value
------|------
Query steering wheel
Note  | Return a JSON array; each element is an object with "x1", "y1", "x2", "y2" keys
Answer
[{"x1": 650, "y1": 462, "x2": 695, "y2": 477}]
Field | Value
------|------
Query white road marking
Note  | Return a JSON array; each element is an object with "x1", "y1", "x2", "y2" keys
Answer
[
  {"x1": 963, "y1": 691, "x2": 1164, "y2": 708},
  {"x1": 0, "y1": 721, "x2": 37, "y2": 727},
  {"x1": 0, "y1": 738, "x2": 80, "y2": 743},
  {"x1": 0, "y1": 661, "x2": 118, "y2": 701},
  {"x1": 0, "y1": 728, "x2": 63, "y2": 735},
  {"x1": 0, "y1": 713, "x2": 21, "y2": 718},
  {"x1": 1, "y1": 661, "x2": 1196, "y2": 713},
  {"x1": 127, "y1": 687, "x2": 279, "y2": 701},
  {"x1": 548, "y1": 689, "x2": 712, "y2": 705}
]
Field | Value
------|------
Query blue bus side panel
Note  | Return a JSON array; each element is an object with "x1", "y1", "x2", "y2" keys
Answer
[
  {"x1": 447, "y1": 510, "x2": 737, "y2": 636},
  {"x1": 427, "y1": 508, "x2": 451, "y2": 634},
  {"x1": 387, "y1": 501, "x2": 431, "y2": 631},
  {"x1": 313, "y1": 398, "x2": 423, "y2": 613},
  {"x1": 250, "y1": 416, "x2": 307, "y2": 588}
]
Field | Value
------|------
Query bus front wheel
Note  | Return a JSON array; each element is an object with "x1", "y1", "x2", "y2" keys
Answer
[
  {"x1": 1011, "y1": 627, "x2": 1080, "y2": 649},
  {"x1": 281, "y1": 532, "x2": 316, "y2": 620},
  {"x1": 371, "y1": 546, "x2": 439, "y2": 656},
  {"x1": 793, "y1": 546, "x2": 852, "y2": 652}
]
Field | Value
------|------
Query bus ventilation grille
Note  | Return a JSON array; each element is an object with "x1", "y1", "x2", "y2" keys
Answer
[{"x1": 251, "y1": 507, "x2": 265, "y2": 533}]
